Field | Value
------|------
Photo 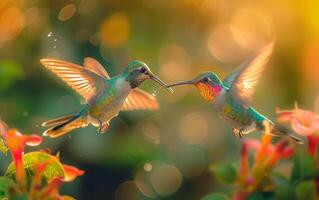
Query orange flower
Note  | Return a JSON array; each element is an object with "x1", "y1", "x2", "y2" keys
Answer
[
  {"x1": 28, "y1": 159, "x2": 84, "y2": 199},
  {"x1": 63, "y1": 164, "x2": 85, "y2": 182},
  {"x1": 4, "y1": 129, "x2": 42, "y2": 190},
  {"x1": 38, "y1": 177, "x2": 63, "y2": 199},
  {"x1": 29, "y1": 161, "x2": 51, "y2": 198},
  {"x1": 235, "y1": 133, "x2": 294, "y2": 199}
]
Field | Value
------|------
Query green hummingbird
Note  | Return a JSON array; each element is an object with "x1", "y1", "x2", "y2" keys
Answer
[
  {"x1": 168, "y1": 43, "x2": 301, "y2": 142},
  {"x1": 40, "y1": 57, "x2": 173, "y2": 138}
]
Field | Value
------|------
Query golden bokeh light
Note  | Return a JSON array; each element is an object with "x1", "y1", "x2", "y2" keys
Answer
[
  {"x1": 144, "y1": 162, "x2": 153, "y2": 172},
  {"x1": 301, "y1": 40, "x2": 319, "y2": 87},
  {"x1": 58, "y1": 4, "x2": 76, "y2": 21},
  {"x1": 0, "y1": 6, "x2": 24, "y2": 43},
  {"x1": 79, "y1": 0, "x2": 97, "y2": 15},
  {"x1": 179, "y1": 112, "x2": 208, "y2": 144},
  {"x1": 207, "y1": 24, "x2": 245, "y2": 63},
  {"x1": 115, "y1": 181, "x2": 142, "y2": 200},
  {"x1": 158, "y1": 44, "x2": 192, "y2": 81},
  {"x1": 100, "y1": 12, "x2": 129, "y2": 48},
  {"x1": 23, "y1": 6, "x2": 39, "y2": 26},
  {"x1": 149, "y1": 164, "x2": 182, "y2": 196},
  {"x1": 141, "y1": 123, "x2": 160, "y2": 144},
  {"x1": 134, "y1": 171, "x2": 156, "y2": 198},
  {"x1": 230, "y1": 7, "x2": 274, "y2": 51},
  {"x1": 160, "y1": 62, "x2": 191, "y2": 81}
]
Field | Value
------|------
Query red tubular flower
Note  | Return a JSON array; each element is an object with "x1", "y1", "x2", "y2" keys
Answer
[
  {"x1": 232, "y1": 190, "x2": 247, "y2": 200},
  {"x1": 308, "y1": 135, "x2": 318, "y2": 156},
  {"x1": 29, "y1": 161, "x2": 50, "y2": 198},
  {"x1": 266, "y1": 138, "x2": 294, "y2": 168},
  {"x1": 4, "y1": 129, "x2": 42, "y2": 190},
  {"x1": 255, "y1": 134, "x2": 272, "y2": 166},
  {"x1": 36, "y1": 165, "x2": 84, "y2": 199},
  {"x1": 236, "y1": 132, "x2": 294, "y2": 197},
  {"x1": 38, "y1": 177, "x2": 63, "y2": 199}
]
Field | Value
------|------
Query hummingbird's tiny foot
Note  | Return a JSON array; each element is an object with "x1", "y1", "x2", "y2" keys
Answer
[
  {"x1": 238, "y1": 128, "x2": 245, "y2": 138},
  {"x1": 232, "y1": 128, "x2": 240, "y2": 138},
  {"x1": 97, "y1": 120, "x2": 103, "y2": 134}
]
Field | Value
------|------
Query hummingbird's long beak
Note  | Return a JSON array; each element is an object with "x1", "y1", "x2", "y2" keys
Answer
[
  {"x1": 167, "y1": 80, "x2": 195, "y2": 88},
  {"x1": 150, "y1": 74, "x2": 174, "y2": 93}
]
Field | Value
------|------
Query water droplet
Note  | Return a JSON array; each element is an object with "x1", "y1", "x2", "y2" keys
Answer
[
  {"x1": 48, "y1": 32, "x2": 52, "y2": 37},
  {"x1": 54, "y1": 38, "x2": 57, "y2": 42},
  {"x1": 144, "y1": 162, "x2": 153, "y2": 172},
  {"x1": 152, "y1": 90, "x2": 158, "y2": 97},
  {"x1": 53, "y1": 45, "x2": 57, "y2": 49}
]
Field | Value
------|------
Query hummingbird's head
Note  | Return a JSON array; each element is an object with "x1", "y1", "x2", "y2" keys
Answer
[
  {"x1": 124, "y1": 60, "x2": 173, "y2": 92},
  {"x1": 168, "y1": 72, "x2": 223, "y2": 101}
]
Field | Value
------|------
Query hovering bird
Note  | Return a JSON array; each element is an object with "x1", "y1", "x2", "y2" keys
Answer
[
  {"x1": 168, "y1": 43, "x2": 301, "y2": 142},
  {"x1": 40, "y1": 58, "x2": 173, "y2": 138}
]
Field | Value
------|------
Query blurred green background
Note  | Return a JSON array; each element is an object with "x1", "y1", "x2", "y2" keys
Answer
[{"x1": 0, "y1": 0, "x2": 319, "y2": 199}]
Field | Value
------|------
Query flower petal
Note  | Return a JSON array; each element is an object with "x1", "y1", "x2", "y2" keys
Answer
[
  {"x1": 291, "y1": 118, "x2": 313, "y2": 136},
  {"x1": 24, "y1": 135, "x2": 42, "y2": 146},
  {"x1": 63, "y1": 165, "x2": 84, "y2": 182},
  {"x1": 276, "y1": 110, "x2": 297, "y2": 123}
]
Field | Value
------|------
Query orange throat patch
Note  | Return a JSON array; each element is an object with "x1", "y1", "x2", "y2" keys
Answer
[{"x1": 195, "y1": 82, "x2": 217, "y2": 102}]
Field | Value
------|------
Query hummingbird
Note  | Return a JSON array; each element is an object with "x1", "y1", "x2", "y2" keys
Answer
[
  {"x1": 167, "y1": 43, "x2": 301, "y2": 143},
  {"x1": 40, "y1": 57, "x2": 173, "y2": 138}
]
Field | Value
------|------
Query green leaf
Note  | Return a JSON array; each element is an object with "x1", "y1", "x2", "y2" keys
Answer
[
  {"x1": 201, "y1": 193, "x2": 229, "y2": 200},
  {"x1": 0, "y1": 61, "x2": 23, "y2": 91},
  {"x1": 295, "y1": 181, "x2": 316, "y2": 200},
  {"x1": 210, "y1": 162, "x2": 237, "y2": 184},
  {"x1": 0, "y1": 139, "x2": 8, "y2": 155},
  {"x1": 0, "y1": 176, "x2": 16, "y2": 198},
  {"x1": 10, "y1": 194, "x2": 28, "y2": 200},
  {"x1": 272, "y1": 174, "x2": 295, "y2": 200},
  {"x1": 246, "y1": 192, "x2": 269, "y2": 200},
  {"x1": 291, "y1": 151, "x2": 315, "y2": 182},
  {"x1": 5, "y1": 152, "x2": 66, "y2": 182}
]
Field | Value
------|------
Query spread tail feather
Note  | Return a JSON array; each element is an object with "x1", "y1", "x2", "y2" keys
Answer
[
  {"x1": 41, "y1": 115, "x2": 75, "y2": 127},
  {"x1": 271, "y1": 124, "x2": 303, "y2": 144},
  {"x1": 42, "y1": 114, "x2": 88, "y2": 138}
]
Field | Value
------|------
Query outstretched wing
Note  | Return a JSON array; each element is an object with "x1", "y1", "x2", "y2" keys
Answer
[
  {"x1": 122, "y1": 89, "x2": 159, "y2": 111},
  {"x1": 40, "y1": 58, "x2": 107, "y2": 103},
  {"x1": 83, "y1": 57, "x2": 110, "y2": 79},
  {"x1": 224, "y1": 42, "x2": 274, "y2": 104}
]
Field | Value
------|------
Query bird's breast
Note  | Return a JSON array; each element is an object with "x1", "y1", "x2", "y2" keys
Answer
[{"x1": 89, "y1": 79, "x2": 131, "y2": 122}]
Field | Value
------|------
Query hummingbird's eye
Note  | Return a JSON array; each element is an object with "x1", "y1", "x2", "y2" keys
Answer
[
  {"x1": 140, "y1": 67, "x2": 147, "y2": 74},
  {"x1": 202, "y1": 77, "x2": 209, "y2": 82}
]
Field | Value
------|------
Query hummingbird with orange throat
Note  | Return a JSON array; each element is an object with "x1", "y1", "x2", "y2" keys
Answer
[
  {"x1": 168, "y1": 43, "x2": 301, "y2": 142},
  {"x1": 40, "y1": 58, "x2": 173, "y2": 138}
]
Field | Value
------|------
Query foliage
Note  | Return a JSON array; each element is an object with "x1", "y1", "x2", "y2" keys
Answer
[
  {"x1": 206, "y1": 105, "x2": 319, "y2": 200},
  {"x1": 0, "y1": 123, "x2": 83, "y2": 200}
]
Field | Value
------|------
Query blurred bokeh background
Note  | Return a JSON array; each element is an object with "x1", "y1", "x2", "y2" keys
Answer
[{"x1": 0, "y1": 0, "x2": 319, "y2": 199}]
